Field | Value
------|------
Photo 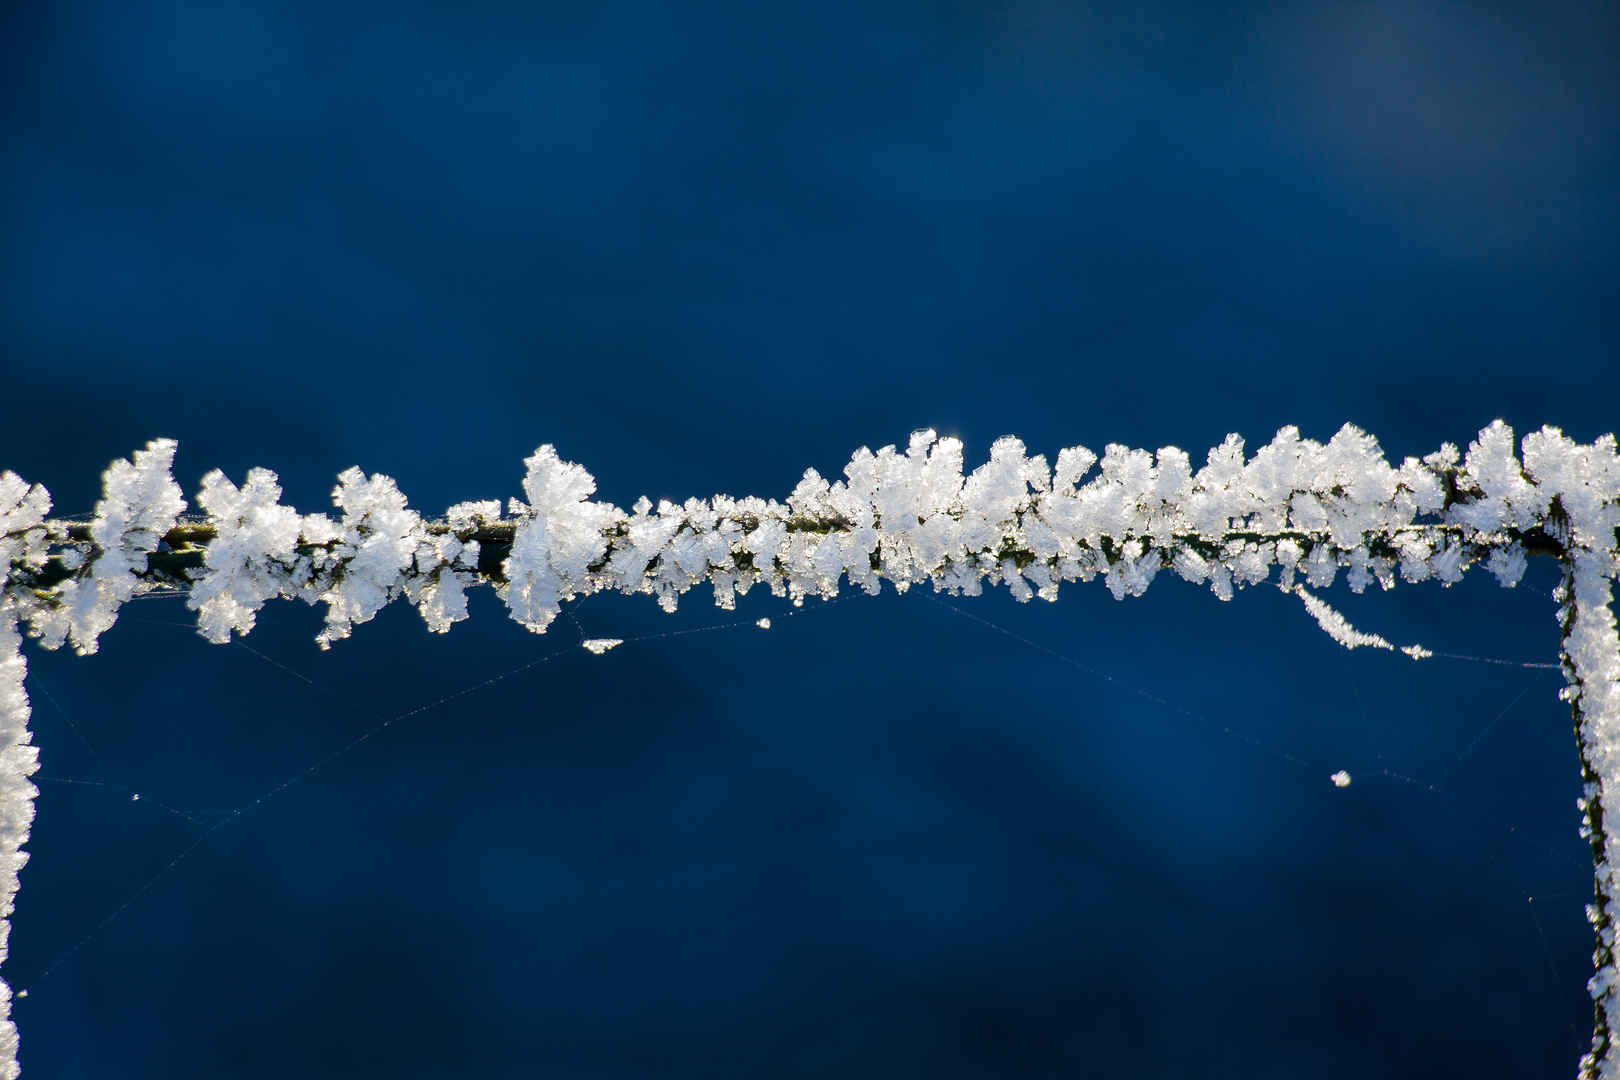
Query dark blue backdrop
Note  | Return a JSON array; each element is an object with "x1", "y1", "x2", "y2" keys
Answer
[{"x1": 2, "y1": 2, "x2": 1616, "y2": 1076}]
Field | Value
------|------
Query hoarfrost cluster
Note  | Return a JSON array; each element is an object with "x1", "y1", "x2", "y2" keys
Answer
[{"x1": 1, "y1": 420, "x2": 1617, "y2": 1078}]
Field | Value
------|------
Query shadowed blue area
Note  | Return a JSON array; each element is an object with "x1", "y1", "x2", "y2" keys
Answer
[{"x1": 1, "y1": 1, "x2": 1616, "y2": 1076}]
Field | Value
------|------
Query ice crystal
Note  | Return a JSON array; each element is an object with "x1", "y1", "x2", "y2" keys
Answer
[
  {"x1": 313, "y1": 468, "x2": 422, "y2": 650},
  {"x1": 0, "y1": 476, "x2": 50, "y2": 594},
  {"x1": 31, "y1": 441, "x2": 184, "y2": 656},
  {"x1": 503, "y1": 446, "x2": 623, "y2": 634},
  {"x1": 188, "y1": 469, "x2": 304, "y2": 643}
]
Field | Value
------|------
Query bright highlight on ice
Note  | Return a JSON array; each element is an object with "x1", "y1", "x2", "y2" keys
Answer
[{"x1": 1, "y1": 419, "x2": 1617, "y2": 1079}]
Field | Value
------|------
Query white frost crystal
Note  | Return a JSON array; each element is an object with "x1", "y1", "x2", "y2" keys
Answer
[
  {"x1": 1487, "y1": 543, "x2": 1528, "y2": 588},
  {"x1": 502, "y1": 446, "x2": 623, "y2": 633},
  {"x1": 188, "y1": 469, "x2": 304, "y2": 643},
  {"x1": 312, "y1": 468, "x2": 423, "y2": 649},
  {"x1": 30, "y1": 441, "x2": 184, "y2": 656},
  {"x1": 404, "y1": 529, "x2": 480, "y2": 635},
  {"x1": 1, "y1": 421, "x2": 1617, "y2": 1079},
  {"x1": 0, "y1": 477, "x2": 50, "y2": 595}
]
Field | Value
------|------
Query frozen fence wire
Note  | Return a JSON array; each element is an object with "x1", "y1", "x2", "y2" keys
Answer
[{"x1": 1, "y1": 421, "x2": 1617, "y2": 1077}]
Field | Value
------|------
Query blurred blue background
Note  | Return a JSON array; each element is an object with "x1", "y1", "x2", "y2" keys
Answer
[{"x1": 2, "y1": 1, "x2": 1616, "y2": 1076}]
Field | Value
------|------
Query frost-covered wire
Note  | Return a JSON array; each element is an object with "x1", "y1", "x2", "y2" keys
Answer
[
  {"x1": 1294, "y1": 586, "x2": 1394, "y2": 651},
  {"x1": 1, "y1": 420, "x2": 1617, "y2": 1078},
  {"x1": 7, "y1": 422, "x2": 1581, "y2": 649}
]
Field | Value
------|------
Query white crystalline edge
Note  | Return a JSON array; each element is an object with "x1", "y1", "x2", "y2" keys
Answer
[{"x1": 0, "y1": 421, "x2": 1617, "y2": 1078}]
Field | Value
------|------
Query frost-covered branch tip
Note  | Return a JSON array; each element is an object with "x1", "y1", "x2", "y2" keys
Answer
[{"x1": 0, "y1": 420, "x2": 1617, "y2": 1078}]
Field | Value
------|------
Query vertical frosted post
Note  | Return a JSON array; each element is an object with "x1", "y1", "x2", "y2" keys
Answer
[
  {"x1": 0, "y1": 601, "x2": 38, "y2": 1080},
  {"x1": 1568, "y1": 550, "x2": 1620, "y2": 1079}
]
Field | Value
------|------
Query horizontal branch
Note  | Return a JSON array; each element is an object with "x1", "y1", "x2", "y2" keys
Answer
[
  {"x1": 4, "y1": 421, "x2": 1610, "y2": 659},
  {"x1": 16, "y1": 517, "x2": 1571, "y2": 596}
]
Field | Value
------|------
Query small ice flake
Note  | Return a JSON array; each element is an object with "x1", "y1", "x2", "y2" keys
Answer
[
  {"x1": 581, "y1": 638, "x2": 622, "y2": 654},
  {"x1": 756, "y1": 617, "x2": 771, "y2": 629},
  {"x1": 1402, "y1": 645, "x2": 1433, "y2": 660},
  {"x1": 1331, "y1": 771, "x2": 1352, "y2": 788},
  {"x1": 1295, "y1": 586, "x2": 1393, "y2": 651}
]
